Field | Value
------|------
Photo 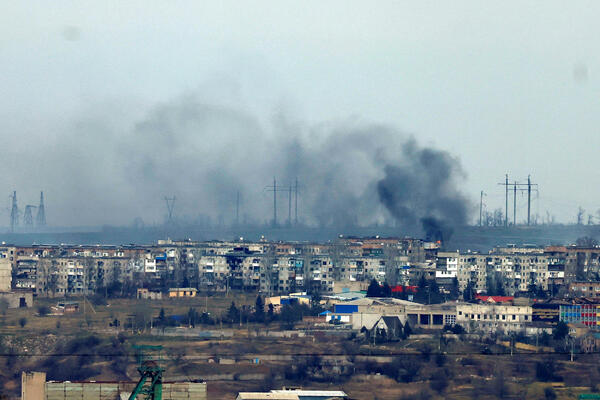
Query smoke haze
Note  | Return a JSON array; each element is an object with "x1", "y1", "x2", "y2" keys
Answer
[{"x1": 4, "y1": 92, "x2": 472, "y2": 236}]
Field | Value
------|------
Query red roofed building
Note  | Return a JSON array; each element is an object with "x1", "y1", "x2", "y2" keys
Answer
[
  {"x1": 475, "y1": 295, "x2": 514, "y2": 304},
  {"x1": 391, "y1": 285, "x2": 418, "y2": 293}
]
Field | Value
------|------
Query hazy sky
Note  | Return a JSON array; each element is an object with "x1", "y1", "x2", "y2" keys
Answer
[{"x1": 1, "y1": 1, "x2": 599, "y2": 226}]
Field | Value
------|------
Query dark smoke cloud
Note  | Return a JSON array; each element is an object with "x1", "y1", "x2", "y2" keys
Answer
[
  {"x1": 7, "y1": 92, "x2": 472, "y2": 235},
  {"x1": 377, "y1": 139, "x2": 471, "y2": 240}
]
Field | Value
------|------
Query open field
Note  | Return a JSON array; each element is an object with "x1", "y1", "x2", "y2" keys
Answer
[{"x1": 0, "y1": 293, "x2": 258, "y2": 335}]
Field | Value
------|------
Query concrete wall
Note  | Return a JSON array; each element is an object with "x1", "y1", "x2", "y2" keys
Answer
[
  {"x1": 22, "y1": 373, "x2": 207, "y2": 400},
  {"x1": 0, "y1": 291, "x2": 33, "y2": 308},
  {"x1": 22, "y1": 371, "x2": 46, "y2": 400},
  {"x1": 0, "y1": 258, "x2": 11, "y2": 291}
]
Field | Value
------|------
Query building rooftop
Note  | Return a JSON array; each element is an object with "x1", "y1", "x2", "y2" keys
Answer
[
  {"x1": 237, "y1": 394, "x2": 299, "y2": 400},
  {"x1": 271, "y1": 389, "x2": 347, "y2": 397}
]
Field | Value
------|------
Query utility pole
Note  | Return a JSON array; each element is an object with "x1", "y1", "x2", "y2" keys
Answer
[
  {"x1": 288, "y1": 184, "x2": 292, "y2": 226},
  {"x1": 265, "y1": 179, "x2": 292, "y2": 228},
  {"x1": 527, "y1": 176, "x2": 531, "y2": 225},
  {"x1": 505, "y1": 174, "x2": 509, "y2": 227},
  {"x1": 513, "y1": 182, "x2": 517, "y2": 226},
  {"x1": 498, "y1": 175, "x2": 538, "y2": 227},
  {"x1": 497, "y1": 175, "x2": 509, "y2": 227},
  {"x1": 479, "y1": 191, "x2": 486, "y2": 227},
  {"x1": 294, "y1": 177, "x2": 299, "y2": 226},
  {"x1": 236, "y1": 191, "x2": 240, "y2": 226},
  {"x1": 273, "y1": 177, "x2": 277, "y2": 227}
]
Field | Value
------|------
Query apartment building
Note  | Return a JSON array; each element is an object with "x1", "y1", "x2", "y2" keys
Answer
[
  {"x1": 568, "y1": 281, "x2": 600, "y2": 298},
  {"x1": 456, "y1": 254, "x2": 487, "y2": 293}
]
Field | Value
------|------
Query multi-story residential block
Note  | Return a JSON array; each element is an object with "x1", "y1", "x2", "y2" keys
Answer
[
  {"x1": 456, "y1": 254, "x2": 487, "y2": 293},
  {"x1": 568, "y1": 282, "x2": 600, "y2": 298}
]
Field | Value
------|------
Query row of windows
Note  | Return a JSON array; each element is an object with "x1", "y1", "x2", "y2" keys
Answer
[{"x1": 462, "y1": 313, "x2": 528, "y2": 321}]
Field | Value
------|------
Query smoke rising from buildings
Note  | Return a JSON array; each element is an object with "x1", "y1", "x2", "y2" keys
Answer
[
  {"x1": 8, "y1": 93, "x2": 472, "y2": 236},
  {"x1": 376, "y1": 141, "x2": 470, "y2": 240}
]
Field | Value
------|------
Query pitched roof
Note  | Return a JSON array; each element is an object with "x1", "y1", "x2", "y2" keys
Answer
[
  {"x1": 381, "y1": 316, "x2": 402, "y2": 332},
  {"x1": 475, "y1": 295, "x2": 514, "y2": 303}
]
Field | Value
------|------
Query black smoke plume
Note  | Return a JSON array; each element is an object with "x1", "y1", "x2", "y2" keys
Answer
[{"x1": 376, "y1": 140, "x2": 470, "y2": 240}]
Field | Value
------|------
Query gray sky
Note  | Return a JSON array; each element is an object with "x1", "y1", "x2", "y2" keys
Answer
[{"x1": 1, "y1": 1, "x2": 599, "y2": 226}]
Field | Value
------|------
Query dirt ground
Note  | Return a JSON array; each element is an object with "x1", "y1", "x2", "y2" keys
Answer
[{"x1": 1, "y1": 296, "x2": 599, "y2": 399}]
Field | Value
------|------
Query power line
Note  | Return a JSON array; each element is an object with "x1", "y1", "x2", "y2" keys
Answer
[
  {"x1": 265, "y1": 178, "x2": 295, "y2": 227},
  {"x1": 498, "y1": 175, "x2": 538, "y2": 226}
]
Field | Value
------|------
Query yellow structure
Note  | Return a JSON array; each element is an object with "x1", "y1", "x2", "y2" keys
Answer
[
  {"x1": 266, "y1": 293, "x2": 311, "y2": 311},
  {"x1": 168, "y1": 288, "x2": 198, "y2": 298}
]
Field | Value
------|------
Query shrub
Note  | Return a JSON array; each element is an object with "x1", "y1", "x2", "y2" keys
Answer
[
  {"x1": 460, "y1": 357, "x2": 477, "y2": 366},
  {"x1": 19, "y1": 317, "x2": 27, "y2": 328},
  {"x1": 544, "y1": 387, "x2": 557, "y2": 400},
  {"x1": 418, "y1": 343, "x2": 433, "y2": 361},
  {"x1": 435, "y1": 353, "x2": 447, "y2": 367},
  {"x1": 37, "y1": 305, "x2": 51, "y2": 316},
  {"x1": 429, "y1": 370, "x2": 449, "y2": 394},
  {"x1": 394, "y1": 358, "x2": 422, "y2": 383},
  {"x1": 536, "y1": 359, "x2": 561, "y2": 382}
]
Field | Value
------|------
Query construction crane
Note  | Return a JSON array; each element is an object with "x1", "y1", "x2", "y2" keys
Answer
[{"x1": 129, "y1": 345, "x2": 164, "y2": 400}]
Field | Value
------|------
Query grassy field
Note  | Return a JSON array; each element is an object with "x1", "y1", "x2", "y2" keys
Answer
[{"x1": 0, "y1": 292, "x2": 258, "y2": 335}]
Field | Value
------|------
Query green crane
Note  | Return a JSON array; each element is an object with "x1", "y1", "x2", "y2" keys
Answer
[{"x1": 128, "y1": 345, "x2": 164, "y2": 400}]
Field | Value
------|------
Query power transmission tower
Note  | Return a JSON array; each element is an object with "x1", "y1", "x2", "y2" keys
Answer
[
  {"x1": 265, "y1": 178, "x2": 292, "y2": 227},
  {"x1": 288, "y1": 184, "x2": 292, "y2": 226},
  {"x1": 164, "y1": 196, "x2": 176, "y2": 225},
  {"x1": 36, "y1": 191, "x2": 46, "y2": 227},
  {"x1": 526, "y1": 175, "x2": 538, "y2": 226},
  {"x1": 24, "y1": 205, "x2": 36, "y2": 228},
  {"x1": 498, "y1": 175, "x2": 538, "y2": 226},
  {"x1": 498, "y1": 175, "x2": 509, "y2": 227},
  {"x1": 294, "y1": 177, "x2": 299, "y2": 225},
  {"x1": 9, "y1": 191, "x2": 19, "y2": 233},
  {"x1": 271, "y1": 177, "x2": 277, "y2": 227},
  {"x1": 479, "y1": 191, "x2": 486, "y2": 226}
]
